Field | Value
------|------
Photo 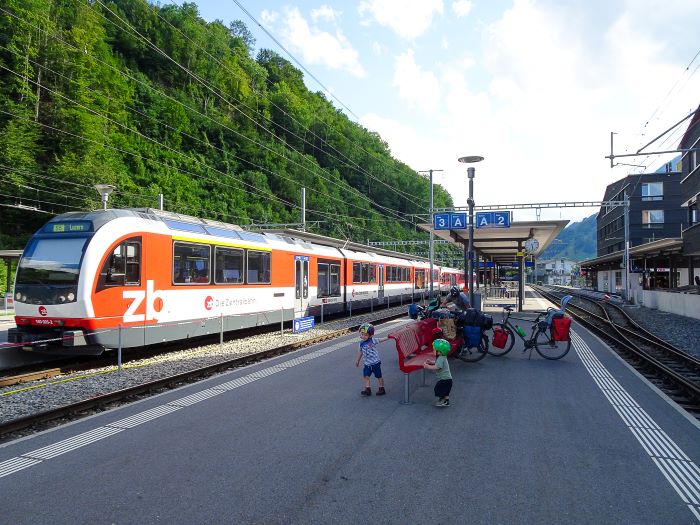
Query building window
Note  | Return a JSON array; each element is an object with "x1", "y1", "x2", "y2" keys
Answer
[
  {"x1": 642, "y1": 210, "x2": 664, "y2": 228},
  {"x1": 641, "y1": 182, "x2": 663, "y2": 201}
]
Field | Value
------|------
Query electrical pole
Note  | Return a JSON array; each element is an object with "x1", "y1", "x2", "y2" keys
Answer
[{"x1": 419, "y1": 169, "x2": 443, "y2": 298}]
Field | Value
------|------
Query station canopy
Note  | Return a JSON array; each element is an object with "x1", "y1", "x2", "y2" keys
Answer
[{"x1": 417, "y1": 219, "x2": 568, "y2": 264}]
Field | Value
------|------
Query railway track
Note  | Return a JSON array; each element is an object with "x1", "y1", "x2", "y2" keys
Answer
[
  {"x1": 0, "y1": 309, "x2": 407, "y2": 441},
  {"x1": 533, "y1": 286, "x2": 700, "y2": 418}
]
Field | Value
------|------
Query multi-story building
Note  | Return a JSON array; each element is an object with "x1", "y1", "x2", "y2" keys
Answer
[
  {"x1": 680, "y1": 105, "x2": 700, "y2": 281},
  {"x1": 534, "y1": 258, "x2": 578, "y2": 286},
  {"x1": 596, "y1": 163, "x2": 685, "y2": 257}
]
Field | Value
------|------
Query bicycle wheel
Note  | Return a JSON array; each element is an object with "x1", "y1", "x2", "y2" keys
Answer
[
  {"x1": 487, "y1": 323, "x2": 515, "y2": 356},
  {"x1": 456, "y1": 332, "x2": 489, "y2": 363},
  {"x1": 534, "y1": 328, "x2": 571, "y2": 360}
]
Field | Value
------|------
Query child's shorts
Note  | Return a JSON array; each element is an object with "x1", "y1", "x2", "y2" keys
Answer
[
  {"x1": 363, "y1": 362, "x2": 382, "y2": 378},
  {"x1": 434, "y1": 379, "x2": 452, "y2": 398}
]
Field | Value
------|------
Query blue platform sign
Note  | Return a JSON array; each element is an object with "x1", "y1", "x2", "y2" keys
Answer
[
  {"x1": 434, "y1": 212, "x2": 468, "y2": 230},
  {"x1": 450, "y1": 213, "x2": 467, "y2": 229},
  {"x1": 476, "y1": 211, "x2": 511, "y2": 228},
  {"x1": 293, "y1": 316, "x2": 315, "y2": 333},
  {"x1": 433, "y1": 213, "x2": 450, "y2": 230}
]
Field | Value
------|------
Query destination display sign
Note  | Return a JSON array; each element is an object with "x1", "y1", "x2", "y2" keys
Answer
[{"x1": 44, "y1": 221, "x2": 92, "y2": 233}]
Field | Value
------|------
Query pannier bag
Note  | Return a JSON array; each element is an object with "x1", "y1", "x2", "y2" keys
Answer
[
  {"x1": 438, "y1": 317, "x2": 457, "y2": 340},
  {"x1": 460, "y1": 309, "x2": 493, "y2": 330},
  {"x1": 408, "y1": 304, "x2": 419, "y2": 320},
  {"x1": 463, "y1": 325, "x2": 482, "y2": 348},
  {"x1": 551, "y1": 315, "x2": 572, "y2": 341},
  {"x1": 492, "y1": 327, "x2": 508, "y2": 349}
]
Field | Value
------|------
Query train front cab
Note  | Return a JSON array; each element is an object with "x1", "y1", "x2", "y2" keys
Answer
[{"x1": 9, "y1": 218, "x2": 105, "y2": 354}]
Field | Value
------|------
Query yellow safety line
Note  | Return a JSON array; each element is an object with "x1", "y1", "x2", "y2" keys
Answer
[{"x1": 1, "y1": 362, "x2": 150, "y2": 396}]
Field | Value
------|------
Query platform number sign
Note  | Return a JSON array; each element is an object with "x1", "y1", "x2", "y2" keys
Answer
[
  {"x1": 476, "y1": 211, "x2": 511, "y2": 228},
  {"x1": 433, "y1": 212, "x2": 468, "y2": 230}
]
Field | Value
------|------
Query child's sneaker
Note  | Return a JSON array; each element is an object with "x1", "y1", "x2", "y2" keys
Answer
[
  {"x1": 360, "y1": 388, "x2": 371, "y2": 396},
  {"x1": 376, "y1": 387, "x2": 386, "y2": 396}
]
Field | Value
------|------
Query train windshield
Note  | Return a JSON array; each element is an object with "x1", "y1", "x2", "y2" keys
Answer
[{"x1": 16, "y1": 236, "x2": 89, "y2": 286}]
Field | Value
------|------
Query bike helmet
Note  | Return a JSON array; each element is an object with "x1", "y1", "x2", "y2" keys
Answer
[
  {"x1": 450, "y1": 285, "x2": 460, "y2": 298},
  {"x1": 359, "y1": 322, "x2": 375, "y2": 337},
  {"x1": 433, "y1": 338, "x2": 450, "y2": 356}
]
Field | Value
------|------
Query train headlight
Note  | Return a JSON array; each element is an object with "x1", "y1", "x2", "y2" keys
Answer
[
  {"x1": 67, "y1": 292, "x2": 75, "y2": 302},
  {"x1": 15, "y1": 292, "x2": 21, "y2": 300},
  {"x1": 59, "y1": 296, "x2": 66, "y2": 303}
]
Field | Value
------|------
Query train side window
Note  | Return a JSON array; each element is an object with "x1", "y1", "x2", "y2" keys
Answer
[
  {"x1": 361, "y1": 263, "x2": 369, "y2": 283},
  {"x1": 247, "y1": 250, "x2": 271, "y2": 284},
  {"x1": 352, "y1": 262, "x2": 361, "y2": 283},
  {"x1": 173, "y1": 242, "x2": 210, "y2": 285},
  {"x1": 97, "y1": 236, "x2": 141, "y2": 292},
  {"x1": 318, "y1": 263, "x2": 328, "y2": 297},
  {"x1": 330, "y1": 263, "x2": 340, "y2": 295},
  {"x1": 317, "y1": 260, "x2": 341, "y2": 298},
  {"x1": 214, "y1": 246, "x2": 244, "y2": 284},
  {"x1": 368, "y1": 264, "x2": 376, "y2": 283},
  {"x1": 125, "y1": 242, "x2": 141, "y2": 285}
]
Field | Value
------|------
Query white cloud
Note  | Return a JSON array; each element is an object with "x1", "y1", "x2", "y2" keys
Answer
[
  {"x1": 392, "y1": 49, "x2": 441, "y2": 113},
  {"x1": 311, "y1": 5, "x2": 339, "y2": 24},
  {"x1": 363, "y1": 0, "x2": 700, "y2": 223},
  {"x1": 451, "y1": 0, "x2": 473, "y2": 18},
  {"x1": 260, "y1": 9, "x2": 278, "y2": 24},
  {"x1": 358, "y1": 0, "x2": 444, "y2": 39},
  {"x1": 275, "y1": 7, "x2": 366, "y2": 78}
]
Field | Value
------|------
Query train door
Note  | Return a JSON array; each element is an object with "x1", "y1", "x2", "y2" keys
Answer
[
  {"x1": 377, "y1": 264, "x2": 384, "y2": 301},
  {"x1": 294, "y1": 255, "x2": 310, "y2": 316}
]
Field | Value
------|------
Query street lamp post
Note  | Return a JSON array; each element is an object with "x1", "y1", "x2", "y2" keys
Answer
[{"x1": 458, "y1": 155, "x2": 484, "y2": 309}]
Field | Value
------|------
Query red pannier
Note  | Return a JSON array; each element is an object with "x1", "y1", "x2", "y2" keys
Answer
[
  {"x1": 492, "y1": 327, "x2": 508, "y2": 349},
  {"x1": 551, "y1": 315, "x2": 571, "y2": 341}
]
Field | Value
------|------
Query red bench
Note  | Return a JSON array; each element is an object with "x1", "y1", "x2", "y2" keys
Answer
[{"x1": 387, "y1": 318, "x2": 441, "y2": 403}]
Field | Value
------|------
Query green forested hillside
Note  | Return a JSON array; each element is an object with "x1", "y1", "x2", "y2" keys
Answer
[
  {"x1": 539, "y1": 213, "x2": 596, "y2": 262},
  {"x1": 0, "y1": 0, "x2": 455, "y2": 292}
]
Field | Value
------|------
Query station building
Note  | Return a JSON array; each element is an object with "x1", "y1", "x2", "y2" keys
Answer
[{"x1": 581, "y1": 104, "x2": 700, "y2": 319}]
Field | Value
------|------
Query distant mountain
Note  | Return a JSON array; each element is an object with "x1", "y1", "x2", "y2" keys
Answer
[{"x1": 539, "y1": 213, "x2": 597, "y2": 262}]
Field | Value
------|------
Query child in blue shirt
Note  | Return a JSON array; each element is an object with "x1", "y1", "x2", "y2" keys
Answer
[{"x1": 355, "y1": 322, "x2": 387, "y2": 396}]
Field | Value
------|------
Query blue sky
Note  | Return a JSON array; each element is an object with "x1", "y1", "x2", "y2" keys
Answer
[{"x1": 176, "y1": 0, "x2": 700, "y2": 223}]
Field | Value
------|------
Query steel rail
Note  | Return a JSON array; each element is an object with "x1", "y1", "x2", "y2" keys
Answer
[
  {"x1": 0, "y1": 311, "x2": 408, "y2": 440},
  {"x1": 534, "y1": 286, "x2": 700, "y2": 414}
]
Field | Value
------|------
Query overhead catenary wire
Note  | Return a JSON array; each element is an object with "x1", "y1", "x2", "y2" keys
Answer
[
  {"x1": 229, "y1": 0, "x2": 360, "y2": 122},
  {"x1": 0, "y1": 9, "x2": 419, "y2": 233},
  {"x1": 155, "y1": 2, "x2": 426, "y2": 208},
  {"x1": 0, "y1": 6, "x2": 431, "y2": 243}
]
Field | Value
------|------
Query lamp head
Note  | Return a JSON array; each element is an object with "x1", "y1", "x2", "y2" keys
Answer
[
  {"x1": 94, "y1": 184, "x2": 115, "y2": 196},
  {"x1": 458, "y1": 155, "x2": 484, "y2": 164}
]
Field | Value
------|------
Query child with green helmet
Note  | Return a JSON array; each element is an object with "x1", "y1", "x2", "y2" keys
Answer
[{"x1": 423, "y1": 338, "x2": 453, "y2": 407}]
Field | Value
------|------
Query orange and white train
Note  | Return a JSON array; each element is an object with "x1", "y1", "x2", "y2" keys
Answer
[{"x1": 9, "y1": 208, "x2": 466, "y2": 354}]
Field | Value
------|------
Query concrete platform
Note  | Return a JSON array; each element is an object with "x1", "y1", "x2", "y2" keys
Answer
[{"x1": 0, "y1": 292, "x2": 699, "y2": 523}]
